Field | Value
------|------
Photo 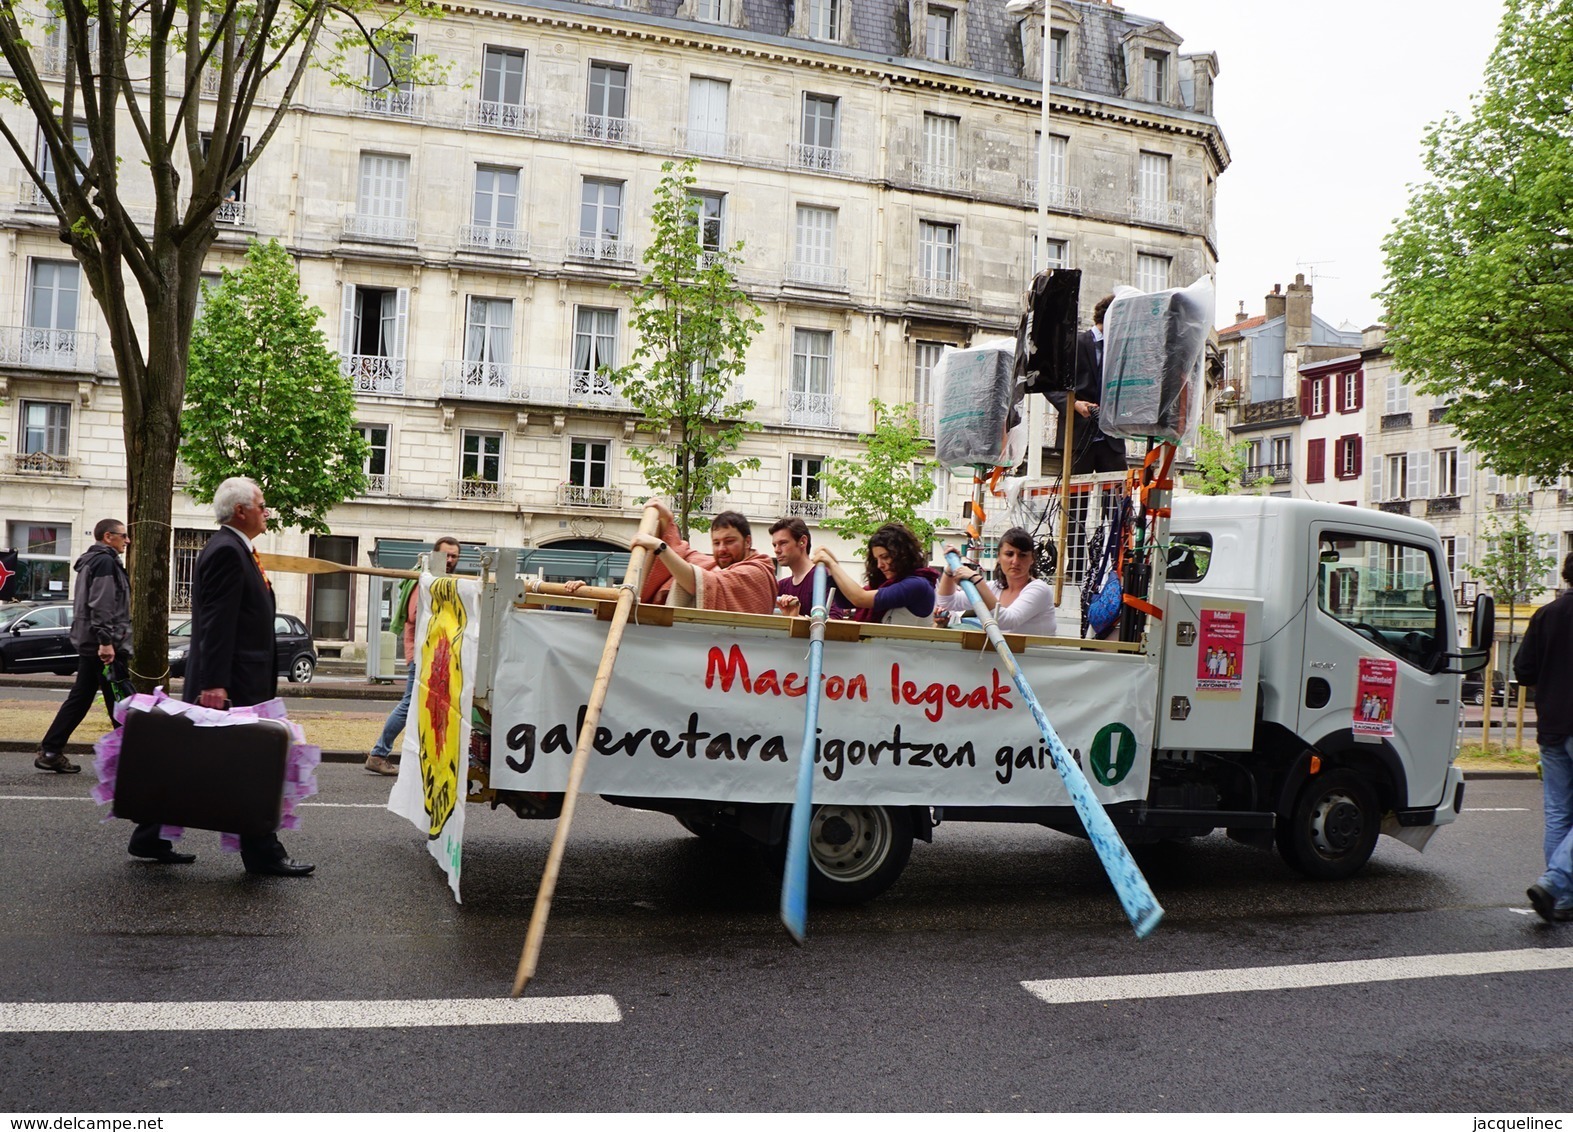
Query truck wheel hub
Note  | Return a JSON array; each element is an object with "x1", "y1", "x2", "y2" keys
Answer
[{"x1": 1313, "y1": 795, "x2": 1362, "y2": 853}]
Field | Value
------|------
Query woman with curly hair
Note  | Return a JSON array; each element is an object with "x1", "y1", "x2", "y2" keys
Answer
[
  {"x1": 809, "y1": 522, "x2": 939, "y2": 625},
  {"x1": 934, "y1": 526, "x2": 1059, "y2": 636}
]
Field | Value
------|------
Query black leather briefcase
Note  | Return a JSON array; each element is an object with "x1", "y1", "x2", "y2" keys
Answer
[{"x1": 111, "y1": 707, "x2": 289, "y2": 837}]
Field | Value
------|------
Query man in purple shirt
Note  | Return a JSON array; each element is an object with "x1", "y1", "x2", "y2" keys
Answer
[{"x1": 770, "y1": 517, "x2": 816, "y2": 615}]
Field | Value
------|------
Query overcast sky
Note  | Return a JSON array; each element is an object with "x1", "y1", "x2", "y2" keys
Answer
[{"x1": 1130, "y1": 0, "x2": 1507, "y2": 331}]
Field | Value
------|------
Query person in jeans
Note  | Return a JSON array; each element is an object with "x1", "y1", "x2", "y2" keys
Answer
[
  {"x1": 35, "y1": 518, "x2": 133, "y2": 773},
  {"x1": 366, "y1": 536, "x2": 460, "y2": 776},
  {"x1": 1515, "y1": 551, "x2": 1573, "y2": 924}
]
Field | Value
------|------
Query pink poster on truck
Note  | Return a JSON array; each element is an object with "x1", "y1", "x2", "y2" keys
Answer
[
  {"x1": 1195, "y1": 608, "x2": 1245, "y2": 694},
  {"x1": 1353, "y1": 656, "x2": 1398, "y2": 740}
]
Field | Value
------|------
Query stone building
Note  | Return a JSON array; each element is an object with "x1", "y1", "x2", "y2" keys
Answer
[{"x1": 0, "y1": 0, "x2": 1224, "y2": 656}]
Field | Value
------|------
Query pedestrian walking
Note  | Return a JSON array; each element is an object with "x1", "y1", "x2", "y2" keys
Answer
[
  {"x1": 34, "y1": 518, "x2": 133, "y2": 773},
  {"x1": 1516, "y1": 551, "x2": 1573, "y2": 924},
  {"x1": 367, "y1": 536, "x2": 460, "y2": 776},
  {"x1": 126, "y1": 476, "x2": 313, "y2": 875}
]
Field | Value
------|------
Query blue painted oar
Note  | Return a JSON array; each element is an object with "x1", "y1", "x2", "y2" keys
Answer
[
  {"x1": 944, "y1": 550, "x2": 1164, "y2": 938},
  {"x1": 781, "y1": 564, "x2": 829, "y2": 944}
]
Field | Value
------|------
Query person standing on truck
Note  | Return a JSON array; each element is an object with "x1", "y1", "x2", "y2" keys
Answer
[
  {"x1": 366, "y1": 536, "x2": 460, "y2": 776},
  {"x1": 1516, "y1": 551, "x2": 1573, "y2": 924},
  {"x1": 810, "y1": 522, "x2": 938, "y2": 626},
  {"x1": 634, "y1": 501, "x2": 778, "y2": 614},
  {"x1": 1046, "y1": 294, "x2": 1127, "y2": 475},
  {"x1": 934, "y1": 527, "x2": 1058, "y2": 636},
  {"x1": 770, "y1": 517, "x2": 816, "y2": 616},
  {"x1": 33, "y1": 518, "x2": 132, "y2": 774}
]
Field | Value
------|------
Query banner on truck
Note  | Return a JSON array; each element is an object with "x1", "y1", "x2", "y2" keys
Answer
[
  {"x1": 492, "y1": 610, "x2": 1157, "y2": 808},
  {"x1": 388, "y1": 573, "x2": 481, "y2": 901}
]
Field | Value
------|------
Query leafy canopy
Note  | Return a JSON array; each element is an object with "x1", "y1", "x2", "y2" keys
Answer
[
  {"x1": 1184, "y1": 422, "x2": 1257, "y2": 495},
  {"x1": 610, "y1": 160, "x2": 763, "y2": 540},
  {"x1": 182, "y1": 239, "x2": 368, "y2": 532},
  {"x1": 1468, "y1": 503, "x2": 1556, "y2": 609},
  {"x1": 822, "y1": 400, "x2": 942, "y2": 549},
  {"x1": 1379, "y1": 0, "x2": 1573, "y2": 479}
]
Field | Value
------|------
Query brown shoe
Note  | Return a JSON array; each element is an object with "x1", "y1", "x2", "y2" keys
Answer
[
  {"x1": 365, "y1": 755, "x2": 399, "y2": 776},
  {"x1": 34, "y1": 751, "x2": 80, "y2": 774}
]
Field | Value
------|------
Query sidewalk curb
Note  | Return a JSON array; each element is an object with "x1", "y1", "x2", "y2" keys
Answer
[
  {"x1": 2, "y1": 740, "x2": 370, "y2": 765},
  {"x1": 0, "y1": 674, "x2": 401, "y2": 702}
]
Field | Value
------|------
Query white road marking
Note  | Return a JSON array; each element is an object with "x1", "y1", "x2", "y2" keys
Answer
[
  {"x1": 1469, "y1": 807, "x2": 1530, "y2": 812},
  {"x1": 1022, "y1": 948, "x2": 1573, "y2": 1006},
  {"x1": 0, "y1": 995, "x2": 622, "y2": 1032},
  {"x1": 0, "y1": 795, "x2": 93, "y2": 802}
]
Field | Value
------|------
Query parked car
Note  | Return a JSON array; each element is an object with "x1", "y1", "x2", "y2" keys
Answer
[
  {"x1": 1461, "y1": 672, "x2": 1535, "y2": 707},
  {"x1": 168, "y1": 613, "x2": 318, "y2": 684},
  {"x1": 0, "y1": 602, "x2": 78, "y2": 675}
]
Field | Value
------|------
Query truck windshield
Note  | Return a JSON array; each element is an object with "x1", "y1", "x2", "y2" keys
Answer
[{"x1": 1317, "y1": 535, "x2": 1444, "y2": 670}]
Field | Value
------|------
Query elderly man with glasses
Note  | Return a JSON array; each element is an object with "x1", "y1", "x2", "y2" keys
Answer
[{"x1": 34, "y1": 518, "x2": 133, "y2": 773}]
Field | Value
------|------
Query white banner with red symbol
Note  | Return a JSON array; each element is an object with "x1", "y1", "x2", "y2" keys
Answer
[
  {"x1": 491, "y1": 609, "x2": 1158, "y2": 808},
  {"x1": 388, "y1": 574, "x2": 481, "y2": 901}
]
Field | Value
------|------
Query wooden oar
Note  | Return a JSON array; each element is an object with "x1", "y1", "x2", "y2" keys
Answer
[
  {"x1": 944, "y1": 548, "x2": 1164, "y2": 939},
  {"x1": 511, "y1": 503, "x2": 662, "y2": 995},
  {"x1": 257, "y1": 552, "x2": 417, "y2": 580},
  {"x1": 780, "y1": 565, "x2": 829, "y2": 944}
]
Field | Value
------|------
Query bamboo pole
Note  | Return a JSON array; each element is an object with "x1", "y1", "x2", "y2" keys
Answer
[
  {"x1": 256, "y1": 552, "x2": 417, "y2": 580},
  {"x1": 511, "y1": 503, "x2": 662, "y2": 995},
  {"x1": 1054, "y1": 409, "x2": 1076, "y2": 606},
  {"x1": 780, "y1": 565, "x2": 829, "y2": 944}
]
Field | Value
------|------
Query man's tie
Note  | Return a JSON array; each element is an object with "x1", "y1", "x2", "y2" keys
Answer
[{"x1": 251, "y1": 548, "x2": 272, "y2": 590}]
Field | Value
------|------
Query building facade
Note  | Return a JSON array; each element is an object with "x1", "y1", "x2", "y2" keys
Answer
[{"x1": 0, "y1": 0, "x2": 1225, "y2": 654}]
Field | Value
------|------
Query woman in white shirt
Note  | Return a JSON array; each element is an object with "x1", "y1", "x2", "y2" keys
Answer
[{"x1": 935, "y1": 526, "x2": 1059, "y2": 637}]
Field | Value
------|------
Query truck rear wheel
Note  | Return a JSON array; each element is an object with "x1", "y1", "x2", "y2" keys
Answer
[
  {"x1": 1276, "y1": 769, "x2": 1380, "y2": 880},
  {"x1": 766, "y1": 804, "x2": 914, "y2": 904}
]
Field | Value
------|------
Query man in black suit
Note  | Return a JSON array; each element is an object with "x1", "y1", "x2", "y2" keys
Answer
[
  {"x1": 1047, "y1": 294, "x2": 1128, "y2": 475},
  {"x1": 127, "y1": 476, "x2": 314, "y2": 876}
]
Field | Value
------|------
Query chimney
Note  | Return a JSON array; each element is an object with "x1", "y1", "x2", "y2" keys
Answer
[
  {"x1": 1264, "y1": 283, "x2": 1285, "y2": 322},
  {"x1": 1285, "y1": 272, "x2": 1312, "y2": 348}
]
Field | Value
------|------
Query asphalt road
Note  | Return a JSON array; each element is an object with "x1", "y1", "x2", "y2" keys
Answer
[{"x1": 1, "y1": 759, "x2": 1568, "y2": 1113}]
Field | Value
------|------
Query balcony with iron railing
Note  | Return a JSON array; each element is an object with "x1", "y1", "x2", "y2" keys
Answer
[
  {"x1": 1237, "y1": 397, "x2": 1301, "y2": 426},
  {"x1": 916, "y1": 402, "x2": 936, "y2": 437},
  {"x1": 1128, "y1": 195, "x2": 1185, "y2": 228},
  {"x1": 557, "y1": 483, "x2": 623, "y2": 509},
  {"x1": 216, "y1": 198, "x2": 254, "y2": 226},
  {"x1": 1378, "y1": 499, "x2": 1412, "y2": 515},
  {"x1": 1381, "y1": 411, "x2": 1413, "y2": 431},
  {"x1": 1429, "y1": 405, "x2": 1451, "y2": 425},
  {"x1": 1245, "y1": 461, "x2": 1293, "y2": 485},
  {"x1": 675, "y1": 127, "x2": 741, "y2": 159},
  {"x1": 573, "y1": 114, "x2": 639, "y2": 145},
  {"x1": 361, "y1": 473, "x2": 394, "y2": 497},
  {"x1": 341, "y1": 355, "x2": 407, "y2": 396},
  {"x1": 910, "y1": 163, "x2": 971, "y2": 193},
  {"x1": 782, "y1": 495, "x2": 830, "y2": 520},
  {"x1": 459, "y1": 225, "x2": 529, "y2": 255},
  {"x1": 0, "y1": 325, "x2": 96, "y2": 371},
  {"x1": 453, "y1": 478, "x2": 512, "y2": 502},
  {"x1": 789, "y1": 143, "x2": 850, "y2": 174},
  {"x1": 565, "y1": 235, "x2": 635, "y2": 265},
  {"x1": 442, "y1": 359, "x2": 523, "y2": 401},
  {"x1": 909, "y1": 275, "x2": 970, "y2": 304},
  {"x1": 343, "y1": 213, "x2": 416, "y2": 244},
  {"x1": 17, "y1": 175, "x2": 53, "y2": 210},
  {"x1": 358, "y1": 89, "x2": 425, "y2": 120},
  {"x1": 784, "y1": 390, "x2": 839, "y2": 430},
  {"x1": 5, "y1": 451, "x2": 76, "y2": 477},
  {"x1": 467, "y1": 99, "x2": 537, "y2": 134},
  {"x1": 1426, "y1": 496, "x2": 1461, "y2": 515},
  {"x1": 784, "y1": 261, "x2": 848, "y2": 289},
  {"x1": 1020, "y1": 179, "x2": 1083, "y2": 212}
]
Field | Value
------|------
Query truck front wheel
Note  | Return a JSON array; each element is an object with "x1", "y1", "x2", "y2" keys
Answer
[
  {"x1": 1276, "y1": 769, "x2": 1380, "y2": 880},
  {"x1": 766, "y1": 804, "x2": 914, "y2": 904}
]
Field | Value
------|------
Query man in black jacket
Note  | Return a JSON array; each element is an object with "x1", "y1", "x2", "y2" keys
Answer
[
  {"x1": 127, "y1": 477, "x2": 313, "y2": 876},
  {"x1": 1046, "y1": 294, "x2": 1127, "y2": 475},
  {"x1": 1517, "y1": 552, "x2": 1573, "y2": 923},
  {"x1": 34, "y1": 518, "x2": 133, "y2": 774}
]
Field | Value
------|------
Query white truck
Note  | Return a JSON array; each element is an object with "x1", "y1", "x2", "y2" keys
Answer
[{"x1": 462, "y1": 493, "x2": 1492, "y2": 903}]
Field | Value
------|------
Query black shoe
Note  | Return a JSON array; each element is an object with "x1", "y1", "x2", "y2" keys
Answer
[
  {"x1": 34, "y1": 751, "x2": 81, "y2": 774},
  {"x1": 130, "y1": 847, "x2": 197, "y2": 864},
  {"x1": 245, "y1": 858, "x2": 315, "y2": 877},
  {"x1": 1527, "y1": 884, "x2": 1573, "y2": 923}
]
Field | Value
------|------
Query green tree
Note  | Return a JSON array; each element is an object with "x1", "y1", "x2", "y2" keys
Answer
[
  {"x1": 609, "y1": 160, "x2": 763, "y2": 539},
  {"x1": 0, "y1": 0, "x2": 437, "y2": 687},
  {"x1": 1379, "y1": 0, "x2": 1573, "y2": 480},
  {"x1": 1184, "y1": 422, "x2": 1252, "y2": 495},
  {"x1": 181, "y1": 239, "x2": 367, "y2": 532},
  {"x1": 822, "y1": 400, "x2": 942, "y2": 549},
  {"x1": 1469, "y1": 502, "x2": 1556, "y2": 673}
]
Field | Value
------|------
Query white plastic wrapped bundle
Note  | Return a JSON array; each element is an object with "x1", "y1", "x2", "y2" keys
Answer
[
  {"x1": 934, "y1": 338, "x2": 1025, "y2": 469},
  {"x1": 1100, "y1": 275, "x2": 1215, "y2": 444}
]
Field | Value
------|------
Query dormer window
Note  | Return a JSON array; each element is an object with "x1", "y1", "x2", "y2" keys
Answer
[
  {"x1": 809, "y1": 0, "x2": 839, "y2": 40},
  {"x1": 926, "y1": 6, "x2": 955, "y2": 62},
  {"x1": 1143, "y1": 49, "x2": 1169, "y2": 102},
  {"x1": 1050, "y1": 29, "x2": 1067, "y2": 82}
]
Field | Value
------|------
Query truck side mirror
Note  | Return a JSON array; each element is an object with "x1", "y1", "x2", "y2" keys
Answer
[
  {"x1": 1422, "y1": 582, "x2": 1438, "y2": 610},
  {"x1": 1470, "y1": 593, "x2": 1495, "y2": 652}
]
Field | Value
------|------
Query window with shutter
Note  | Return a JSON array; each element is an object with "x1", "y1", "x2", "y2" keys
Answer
[{"x1": 1307, "y1": 438, "x2": 1325, "y2": 483}]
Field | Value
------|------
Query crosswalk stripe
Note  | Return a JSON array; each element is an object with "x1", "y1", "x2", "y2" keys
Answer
[
  {"x1": 1022, "y1": 947, "x2": 1573, "y2": 1006},
  {"x1": 0, "y1": 995, "x2": 622, "y2": 1032}
]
